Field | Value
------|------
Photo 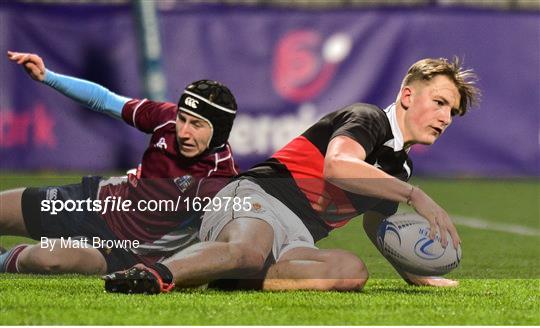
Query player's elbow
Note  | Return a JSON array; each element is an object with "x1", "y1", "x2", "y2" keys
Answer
[{"x1": 323, "y1": 155, "x2": 344, "y2": 182}]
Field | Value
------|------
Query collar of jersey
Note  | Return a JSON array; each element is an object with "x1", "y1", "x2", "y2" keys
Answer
[{"x1": 383, "y1": 103, "x2": 405, "y2": 152}]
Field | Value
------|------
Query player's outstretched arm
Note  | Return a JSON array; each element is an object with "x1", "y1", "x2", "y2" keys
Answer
[
  {"x1": 323, "y1": 135, "x2": 460, "y2": 249},
  {"x1": 7, "y1": 50, "x2": 129, "y2": 119},
  {"x1": 362, "y1": 211, "x2": 458, "y2": 287}
]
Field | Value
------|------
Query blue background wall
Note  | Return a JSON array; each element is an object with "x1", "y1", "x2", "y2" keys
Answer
[{"x1": 1, "y1": 3, "x2": 538, "y2": 176}]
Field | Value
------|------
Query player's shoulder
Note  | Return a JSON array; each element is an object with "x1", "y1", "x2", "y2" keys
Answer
[
  {"x1": 324, "y1": 102, "x2": 389, "y2": 128},
  {"x1": 126, "y1": 99, "x2": 176, "y2": 114},
  {"x1": 338, "y1": 102, "x2": 387, "y2": 119},
  {"x1": 122, "y1": 98, "x2": 177, "y2": 133},
  {"x1": 139, "y1": 100, "x2": 177, "y2": 126}
]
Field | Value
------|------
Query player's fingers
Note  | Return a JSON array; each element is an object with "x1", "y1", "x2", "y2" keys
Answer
[
  {"x1": 428, "y1": 218, "x2": 437, "y2": 241},
  {"x1": 6, "y1": 50, "x2": 21, "y2": 57},
  {"x1": 24, "y1": 62, "x2": 37, "y2": 70},
  {"x1": 431, "y1": 218, "x2": 443, "y2": 247},
  {"x1": 440, "y1": 224, "x2": 448, "y2": 249},
  {"x1": 7, "y1": 52, "x2": 23, "y2": 61},
  {"x1": 436, "y1": 216, "x2": 449, "y2": 248},
  {"x1": 24, "y1": 62, "x2": 41, "y2": 77},
  {"x1": 14, "y1": 53, "x2": 25, "y2": 63},
  {"x1": 16, "y1": 54, "x2": 30, "y2": 65},
  {"x1": 18, "y1": 53, "x2": 37, "y2": 65},
  {"x1": 448, "y1": 223, "x2": 461, "y2": 249}
]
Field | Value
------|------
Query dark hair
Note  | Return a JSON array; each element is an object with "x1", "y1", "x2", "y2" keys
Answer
[{"x1": 401, "y1": 57, "x2": 480, "y2": 116}]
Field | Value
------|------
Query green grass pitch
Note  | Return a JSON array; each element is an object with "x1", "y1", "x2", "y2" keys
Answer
[{"x1": 1, "y1": 174, "x2": 539, "y2": 325}]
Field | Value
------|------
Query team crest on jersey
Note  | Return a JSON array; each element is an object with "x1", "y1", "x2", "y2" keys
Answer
[
  {"x1": 174, "y1": 175, "x2": 194, "y2": 193},
  {"x1": 250, "y1": 202, "x2": 265, "y2": 213},
  {"x1": 46, "y1": 188, "x2": 58, "y2": 200},
  {"x1": 154, "y1": 137, "x2": 167, "y2": 150}
]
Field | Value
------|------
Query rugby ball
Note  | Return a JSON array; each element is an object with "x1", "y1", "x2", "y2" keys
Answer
[{"x1": 376, "y1": 213, "x2": 462, "y2": 276}]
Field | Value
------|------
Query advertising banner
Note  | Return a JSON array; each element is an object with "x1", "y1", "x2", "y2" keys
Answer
[{"x1": 1, "y1": 3, "x2": 538, "y2": 176}]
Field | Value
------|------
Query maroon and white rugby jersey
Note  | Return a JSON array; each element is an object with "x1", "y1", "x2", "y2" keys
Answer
[{"x1": 97, "y1": 99, "x2": 238, "y2": 255}]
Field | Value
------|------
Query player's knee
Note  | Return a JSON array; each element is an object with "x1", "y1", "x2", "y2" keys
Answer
[
  {"x1": 348, "y1": 256, "x2": 368, "y2": 279},
  {"x1": 228, "y1": 242, "x2": 267, "y2": 273},
  {"x1": 309, "y1": 277, "x2": 367, "y2": 291},
  {"x1": 19, "y1": 246, "x2": 106, "y2": 274},
  {"x1": 327, "y1": 265, "x2": 369, "y2": 291},
  {"x1": 19, "y1": 246, "x2": 64, "y2": 274},
  {"x1": 327, "y1": 252, "x2": 369, "y2": 291},
  {"x1": 333, "y1": 277, "x2": 368, "y2": 291}
]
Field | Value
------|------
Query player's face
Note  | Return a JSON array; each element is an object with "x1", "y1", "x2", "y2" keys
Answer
[
  {"x1": 175, "y1": 111, "x2": 212, "y2": 157},
  {"x1": 402, "y1": 75, "x2": 460, "y2": 145}
]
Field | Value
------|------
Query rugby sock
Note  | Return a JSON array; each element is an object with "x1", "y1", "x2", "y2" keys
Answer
[
  {"x1": 0, "y1": 244, "x2": 29, "y2": 273},
  {"x1": 148, "y1": 263, "x2": 174, "y2": 284}
]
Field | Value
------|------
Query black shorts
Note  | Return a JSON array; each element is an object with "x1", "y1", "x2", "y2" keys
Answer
[{"x1": 21, "y1": 176, "x2": 140, "y2": 273}]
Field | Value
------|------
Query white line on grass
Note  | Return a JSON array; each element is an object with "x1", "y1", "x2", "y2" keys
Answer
[
  {"x1": 452, "y1": 215, "x2": 540, "y2": 237},
  {"x1": 397, "y1": 211, "x2": 540, "y2": 237}
]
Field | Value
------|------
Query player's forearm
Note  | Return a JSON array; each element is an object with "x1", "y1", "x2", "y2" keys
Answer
[
  {"x1": 42, "y1": 69, "x2": 129, "y2": 118},
  {"x1": 324, "y1": 155, "x2": 414, "y2": 204}
]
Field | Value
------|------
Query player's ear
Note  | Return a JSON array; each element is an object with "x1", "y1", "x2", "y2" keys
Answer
[{"x1": 400, "y1": 86, "x2": 413, "y2": 110}]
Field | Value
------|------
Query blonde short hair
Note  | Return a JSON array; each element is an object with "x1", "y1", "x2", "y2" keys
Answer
[{"x1": 401, "y1": 57, "x2": 480, "y2": 116}]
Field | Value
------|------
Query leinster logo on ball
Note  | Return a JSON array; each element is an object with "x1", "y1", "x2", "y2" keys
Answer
[
  {"x1": 414, "y1": 237, "x2": 445, "y2": 260},
  {"x1": 174, "y1": 175, "x2": 194, "y2": 193}
]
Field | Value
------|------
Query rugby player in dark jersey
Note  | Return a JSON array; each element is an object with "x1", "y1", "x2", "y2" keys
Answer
[
  {"x1": 0, "y1": 51, "x2": 239, "y2": 276},
  {"x1": 104, "y1": 57, "x2": 480, "y2": 294}
]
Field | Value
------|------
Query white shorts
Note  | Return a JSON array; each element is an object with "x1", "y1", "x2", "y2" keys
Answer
[{"x1": 199, "y1": 179, "x2": 317, "y2": 261}]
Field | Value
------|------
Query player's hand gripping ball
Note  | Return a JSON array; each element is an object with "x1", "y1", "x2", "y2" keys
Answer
[{"x1": 376, "y1": 213, "x2": 462, "y2": 276}]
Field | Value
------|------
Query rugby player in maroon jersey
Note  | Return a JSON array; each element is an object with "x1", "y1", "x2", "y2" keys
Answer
[{"x1": 0, "y1": 51, "x2": 239, "y2": 276}]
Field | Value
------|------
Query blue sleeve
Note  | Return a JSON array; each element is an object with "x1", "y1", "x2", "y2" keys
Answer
[{"x1": 42, "y1": 69, "x2": 130, "y2": 119}]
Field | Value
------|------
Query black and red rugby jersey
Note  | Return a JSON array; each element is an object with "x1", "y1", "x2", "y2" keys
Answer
[
  {"x1": 97, "y1": 99, "x2": 238, "y2": 255},
  {"x1": 240, "y1": 103, "x2": 412, "y2": 241}
]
